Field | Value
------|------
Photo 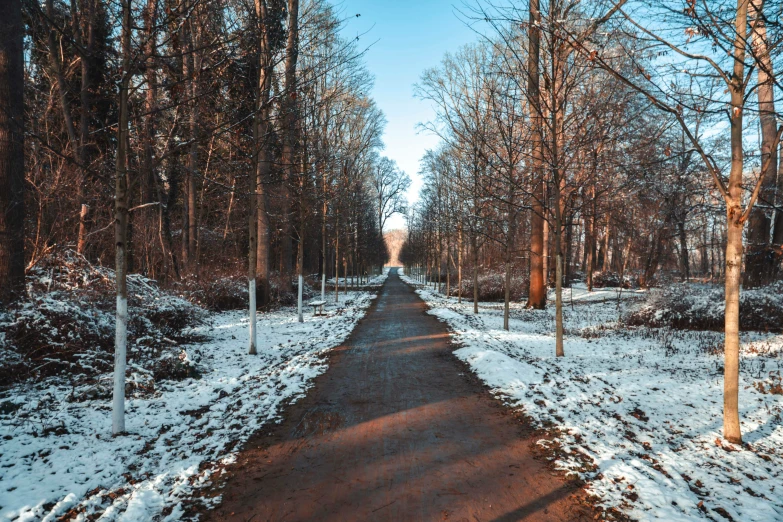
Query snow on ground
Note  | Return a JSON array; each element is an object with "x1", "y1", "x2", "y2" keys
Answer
[
  {"x1": 402, "y1": 274, "x2": 783, "y2": 522},
  {"x1": 0, "y1": 290, "x2": 378, "y2": 521},
  {"x1": 325, "y1": 267, "x2": 389, "y2": 287}
]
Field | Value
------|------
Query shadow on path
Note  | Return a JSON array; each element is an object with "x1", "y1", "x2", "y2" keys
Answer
[{"x1": 206, "y1": 269, "x2": 595, "y2": 521}]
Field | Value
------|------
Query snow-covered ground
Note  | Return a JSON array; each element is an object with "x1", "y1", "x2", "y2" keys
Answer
[
  {"x1": 402, "y1": 274, "x2": 783, "y2": 521},
  {"x1": 0, "y1": 290, "x2": 379, "y2": 521},
  {"x1": 326, "y1": 268, "x2": 389, "y2": 287}
]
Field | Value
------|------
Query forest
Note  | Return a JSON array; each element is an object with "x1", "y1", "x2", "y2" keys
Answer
[{"x1": 1, "y1": 0, "x2": 782, "y2": 520}]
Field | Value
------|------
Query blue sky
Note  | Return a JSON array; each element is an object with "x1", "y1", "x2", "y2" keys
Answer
[{"x1": 337, "y1": 0, "x2": 482, "y2": 230}]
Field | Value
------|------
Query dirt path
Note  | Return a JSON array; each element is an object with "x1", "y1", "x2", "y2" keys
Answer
[{"x1": 207, "y1": 269, "x2": 594, "y2": 521}]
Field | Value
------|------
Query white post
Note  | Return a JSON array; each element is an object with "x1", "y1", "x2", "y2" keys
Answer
[
  {"x1": 248, "y1": 279, "x2": 257, "y2": 354},
  {"x1": 298, "y1": 274, "x2": 304, "y2": 323},
  {"x1": 112, "y1": 295, "x2": 127, "y2": 434}
]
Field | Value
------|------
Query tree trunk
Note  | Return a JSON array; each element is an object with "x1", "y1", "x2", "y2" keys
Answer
[
  {"x1": 722, "y1": 1, "x2": 749, "y2": 445},
  {"x1": 321, "y1": 169, "x2": 327, "y2": 301},
  {"x1": 186, "y1": 21, "x2": 199, "y2": 273},
  {"x1": 112, "y1": 0, "x2": 132, "y2": 435},
  {"x1": 296, "y1": 156, "x2": 306, "y2": 322},
  {"x1": 279, "y1": 0, "x2": 300, "y2": 288},
  {"x1": 457, "y1": 222, "x2": 463, "y2": 303},
  {"x1": 297, "y1": 229, "x2": 304, "y2": 323},
  {"x1": 678, "y1": 219, "x2": 690, "y2": 281},
  {"x1": 602, "y1": 213, "x2": 611, "y2": 271},
  {"x1": 76, "y1": 0, "x2": 95, "y2": 255},
  {"x1": 543, "y1": 199, "x2": 549, "y2": 285},
  {"x1": 586, "y1": 175, "x2": 596, "y2": 291},
  {"x1": 335, "y1": 216, "x2": 340, "y2": 302},
  {"x1": 526, "y1": 0, "x2": 546, "y2": 309},
  {"x1": 472, "y1": 233, "x2": 479, "y2": 314},
  {"x1": 254, "y1": 0, "x2": 273, "y2": 306},
  {"x1": 248, "y1": 163, "x2": 258, "y2": 355},
  {"x1": 551, "y1": 39, "x2": 565, "y2": 357},
  {"x1": 0, "y1": 0, "x2": 25, "y2": 305},
  {"x1": 142, "y1": 0, "x2": 158, "y2": 272},
  {"x1": 745, "y1": 0, "x2": 779, "y2": 287}
]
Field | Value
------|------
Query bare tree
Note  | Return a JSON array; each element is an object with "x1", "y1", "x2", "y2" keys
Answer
[
  {"x1": 583, "y1": 0, "x2": 783, "y2": 443},
  {"x1": 370, "y1": 155, "x2": 410, "y2": 233}
]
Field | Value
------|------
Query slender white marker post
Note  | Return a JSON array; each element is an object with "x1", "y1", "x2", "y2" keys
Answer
[{"x1": 298, "y1": 274, "x2": 304, "y2": 323}]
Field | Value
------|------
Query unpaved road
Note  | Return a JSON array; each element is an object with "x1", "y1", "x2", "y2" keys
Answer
[{"x1": 208, "y1": 269, "x2": 594, "y2": 521}]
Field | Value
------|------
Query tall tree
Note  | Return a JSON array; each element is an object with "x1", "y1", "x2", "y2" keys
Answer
[
  {"x1": 112, "y1": 0, "x2": 133, "y2": 435},
  {"x1": 744, "y1": 0, "x2": 779, "y2": 287},
  {"x1": 370, "y1": 156, "x2": 410, "y2": 233},
  {"x1": 585, "y1": 0, "x2": 781, "y2": 444},
  {"x1": 526, "y1": 0, "x2": 546, "y2": 310},
  {"x1": 280, "y1": 0, "x2": 300, "y2": 287}
]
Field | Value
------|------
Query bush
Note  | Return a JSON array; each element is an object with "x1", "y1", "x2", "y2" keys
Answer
[
  {"x1": 175, "y1": 269, "x2": 320, "y2": 311},
  {"x1": 593, "y1": 271, "x2": 632, "y2": 289},
  {"x1": 0, "y1": 250, "x2": 205, "y2": 386},
  {"x1": 448, "y1": 271, "x2": 529, "y2": 302},
  {"x1": 625, "y1": 282, "x2": 783, "y2": 332},
  {"x1": 175, "y1": 273, "x2": 247, "y2": 311}
]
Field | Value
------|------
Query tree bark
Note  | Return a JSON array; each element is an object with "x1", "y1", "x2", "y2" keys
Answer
[
  {"x1": 602, "y1": 213, "x2": 610, "y2": 271},
  {"x1": 280, "y1": 0, "x2": 300, "y2": 288},
  {"x1": 112, "y1": 0, "x2": 132, "y2": 435},
  {"x1": 722, "y1": 0, "x2": 749, "y2": 444},
  {"x1": 745, "y1": 0, "x2": 779, "y2": 286},
  {"x1": 457, "y1": 222, "x2": 463, "y2": 303},
  {"x1": 586, "y1": 170, "x2": 596, "y2": 291},
  {"x1": 526, "y1": 0, "x2": 546, "y2": 309},
  {"x1": 472, "y1": 233, "x2": 479, "y2": 314},
  {"x1": 551, "y1": 37, "x2": 565, "y2": 357},
  {"x1": 76, "y1": 0, "x2": 95, "y2": 255},
  {"x1": 335, "y1": 215, "x2": 340, "y2": 302},
  {"x1": 255, "y1": 0, "x2": 273, "y2": 306},
  {"x1": 186, "y1": 20, "x2": 199, "y2": 272},
  {"x1": 678, "y1": 219, "x2": 690, "y2": 281}
]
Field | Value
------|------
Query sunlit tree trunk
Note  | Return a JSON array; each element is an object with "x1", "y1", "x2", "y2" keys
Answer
[
  {"x1": 526, "y1": 0, "x2": 546, "y2": 309},
  {"x1": 723, "y1": 1, "x2": 749, "y2": 444}
]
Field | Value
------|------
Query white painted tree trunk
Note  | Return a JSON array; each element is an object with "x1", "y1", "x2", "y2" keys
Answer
[
  {"x1": 112, "y1": 295, "x2": 127, "y2": 434},
  {"x1": 112, "y1": 0, "x2": 131, "y2": 436},
  {"x1": 248, "y1": 278, "x2": 257, "y2": 354},
  {"x1": 321, "y1": 273, "x2": 325, "y2": 301},
  {"x1": 297, "y1": 274, "x2": 304, "y2": 323}
]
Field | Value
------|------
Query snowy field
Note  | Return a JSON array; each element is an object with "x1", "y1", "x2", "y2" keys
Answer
[
  {"x1": 0, "y1": 290, "x2": 380, "y2": 521},
  {"x1": 402, "y1": 274, "x2": 783, "y2": 521}
]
